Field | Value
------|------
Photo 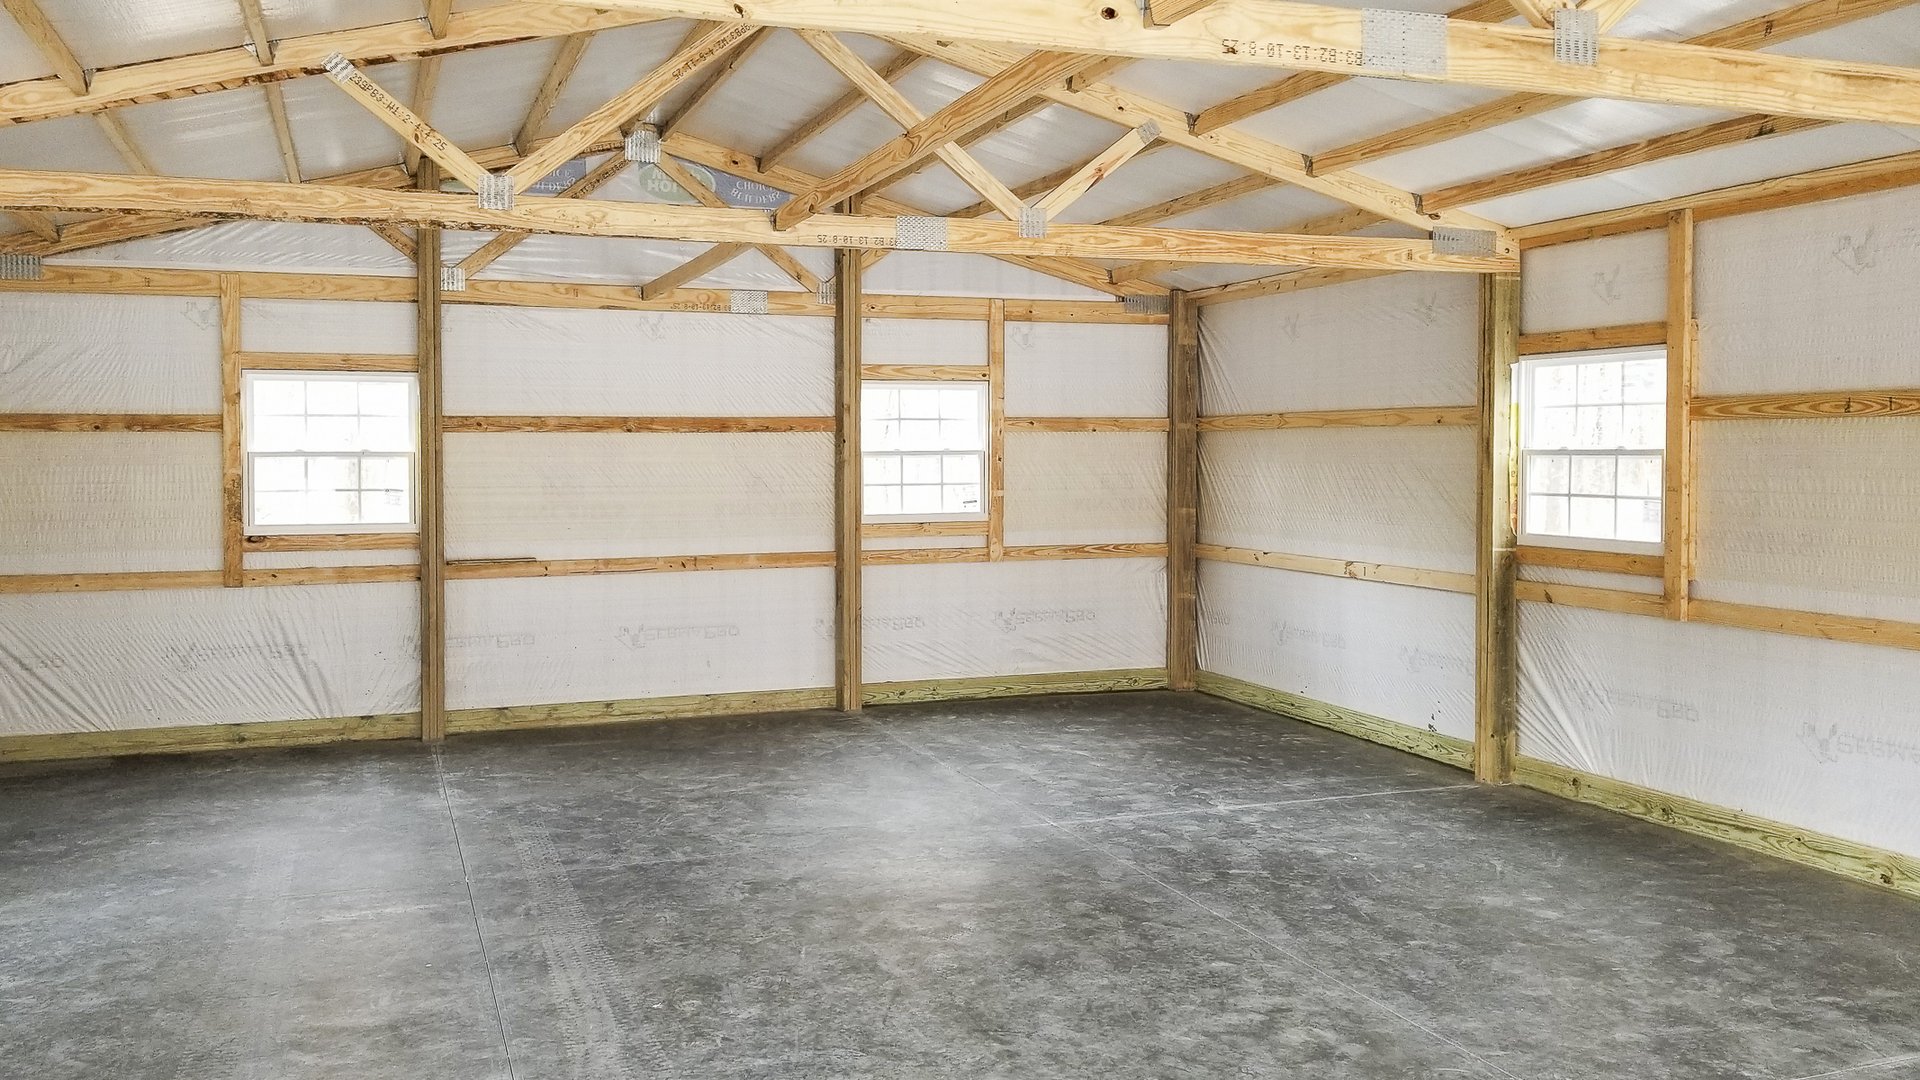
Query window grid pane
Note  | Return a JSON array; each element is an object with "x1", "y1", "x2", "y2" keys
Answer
[
  {"x1": 1519, "y1": 349, "x2": 1666, "y2": 546},
  {"x1": 860, "y1": 380, "x2": 987, "y2": 521},
  {"x1": 244, "y1": 372, "x2": 417, "y2": 531}
]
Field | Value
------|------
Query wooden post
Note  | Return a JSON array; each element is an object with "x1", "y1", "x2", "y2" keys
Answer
[
  {"x1": 833, "y1": 243, "x2": 863, "y2": 711},
  {"x1": 986, "y1": 298, "x2": 1007, "y2": 561},
  {"x1": 1166, "y1": 289, "x2": 1199, "y2": 690},
  {"x1": 218, "y1": 273, "x2": 244, "y2": 588},
  {"x1": 417, "y1": 160, "x2": 447, "y2": 743},
  {"x1": 1474, "y1": 271, "x2": 1520, "y2": 783},
  {"x1": 1663, "y1": 208, "x2": 1698, "y2": 621}
]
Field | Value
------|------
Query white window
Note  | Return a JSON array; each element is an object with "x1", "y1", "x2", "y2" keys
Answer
[
  {"x1": 861, "y1": 381, "x2": 986, "y2": 521},
  {"x1": 1519, "y1": 348, "x2": 1665, "y2": 552},
  {"x1": 243, "y1": 371, "x2": 418, "y2": 533}
]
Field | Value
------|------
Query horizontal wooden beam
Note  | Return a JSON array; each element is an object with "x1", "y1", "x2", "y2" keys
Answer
[
  {"x1": 1199, "y1": 405, "x2": 1477, "y2": 430},
  {"x1": 1004, "y1": 416, "x2": 1169, "y2": 431},
  {"x1": 243, "y1": 532, "x2": 418, "y2": 551},
  {"x1": 0, "y1": 5, "x2": 663, "y2": 125},
  {"x1": 1517, "y1": 323, "x2": 1665, "y2": 355},
  {"x1": 0, "y1": 169, "x2": 1514, "y2": 271},
  {"x1": 444, "y1": 415, "x2": 834, "y2": 432},
  {"x1": 1690, "y1": 389, "x2": 1920, "y2": 420},
  {"x1": 1515, "y1": 544, "x2": 1662, "y2": 576},
  {"x1": 861, "y1": 363, "x2": 990, "y2": 381},
  {"x1": 321, "y1": 57, "x2": 493, "y2": 192},
  {"x1": 1197, "y1": 543, "x2": 1475, "y2": 593},
  {"x1": 0, "y1": 412, "x2": 221, "y2": 432},
  {"x1": 546, "y1": 0, "x2": 1920, "y2": 126}
]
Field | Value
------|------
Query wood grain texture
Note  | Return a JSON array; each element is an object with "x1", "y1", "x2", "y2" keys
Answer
[
  {"x1": 244, "y1": 532, "x2": 419, "y2": 551},
  {"x1": 322, "y1": 59, "x2": 493, "y2": 191},
  {"x1": 234, "y1": 351, "x2": 418, "y2": 371},
  {"x1": 1197, "y1": 543, "x2": 1475, "y2": 594},
  {"x1": 834, "y1": 246, "x2": 863, "y2": 711},
  {"x1": 1004, "y1": 416, "x2": 1170, "y2": 432},
  {"x1": 1197, "y1": 671, "x2": 1473, "y2": 770},
  {"x1": 1166, "y1": 291, "x2": 1199, "y2": 690},
  {"x1": 1188, "y1": 267, "x2": 1402, "y2": 306},
  {"x1": 1515, "y1": 545, "x2": 1662, "y2": 576},
  {"x1": 1514, "y1": 578, "x2": 1667, "y2": 616},
  {"x1": 863, "y1": 520, "x2": 987, "y2": 538},
  {"x1": 443, "y1": 415, "x2": 834, "y2": 432},
  {"x1": 0, "y1": 413, "x2": 220, "y2": 431},
  {"x1": 1517, "y1": 322, "x2": 1665, "y2": 356},
  {"x1": 416, "y1": 192, "x2": 446, "y2": 743},
  {"x1": 1691, "y1": 390, "x2": 1920, "y2": 420},
  {"x1": 1664, "y1": 210, "x2": 1697, "y2": 621},
  {"x1": 0, "y1": 0, "x2": 87, "y2": 92},
  {"x1": 863, "y1": 669, "x2": 1167, "y2": 706},
  {"x1": 860, "y1": 363, "x2": 989, "y2": 381},
  {"x1": 1198, "y1": 405, "x2": 1477, "y2": 430},
  {"x1": 447, "y1": 687, "x2": 837, "y2": 735},
  {"x1": 1515, "y1": 756, "x2": 1920, "y2": 900},
  {"x1": 1690, "y1": 599, "x2": 1920, "y2": 652},
  {"x1": 987, "y1": 299, "x2": 1008, "y2": 561},
  {"x1": 0, "y1": 712, "x2": 421, "y2": 764},
  {"x1": 219, "y1": 275, "x2": 244, "y2": 589},
  {"x1": 446, "y1": 552, "x2": 834, "y2": 579},
  {"x1": 1475, "y1": 271, "x2": 1520, "y2": 784},
  {"x1": 515, "y1": 32, "x2": 595, "y2": 153}
]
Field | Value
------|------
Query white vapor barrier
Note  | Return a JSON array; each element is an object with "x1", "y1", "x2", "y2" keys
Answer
[
  {"x1": 444, "y1": 432, "x2": 832, "y2": 560},
  {"x1": 1697, "y1": 186, "x2": 1920, "y2": 395},
  {"x1": 0, "y1": 433, "x2": 220, "y2": 574},
  {"x1": 1519, "y1": 603, "x2": 1920, "y2": 859},
  {"x1": 862, "y1": 559, "x2": 1165, "y2": 682},
  {"x1": 1005, "y1": 432, "x2": 1166, "y2": 546},
  {"x1": 0, "y1": 584, "x2": 419, "y2": 735},
  {"x1": 444, "y1": 306, "x2": 833, "y2": 416},
  {"x1": 239, "y1": 299, "x2": 417, "y2": 355},
  {"x1": 446, "y1": 569, "x2": 832, "y2": 710},
  {"x1": 1199, "y1": 273, "x2": 1478, "y2": 414},
  {"x1": 1520, "y1": 231, "x2": 1668, "y2": 334},
  {"x1": 1694, "y1": 419, "x2": 1920, "y2": 622},
  {"x1": 1199, "y1": 428, "x2": 1477, "y2": 574},
  {"x1": 1198, "y1": 560, "x2": 1476, "y2": 742},
  {"x1": 58, "y1": 221, "x2": 416, "y2": 277},
  {"x1": 1005, "y1": 322, "x2": 1168, "y2": 416},
  {"x1": 0, "y1": 293, "x2": 220, "y2": 412},
  {"x1": 861, "y1": 252, "x2": 1113, "y2": 301},
  {"x1": 1519, "y1": 564, "x2": 1662, "y2": 595},
  {"x1": 863, "y1": 318, "x2": 986, "y2": 365}
]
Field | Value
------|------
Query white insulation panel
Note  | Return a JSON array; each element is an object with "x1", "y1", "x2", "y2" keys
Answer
[
  {"x1": 446, "y1": 569, "x2": 833, "y2": 711},
  {"x1": 1005, "y1": 432, "x2": 1166, "y2": 547},
  {"x1": 1199, "y1": 273, "x2": 1478, "y2": 414},
  {"x1": 240, "y1": 299, "x2": 417, "y2": 355},
  {"x1": 1199, "y1": 428, "x2": 1477, "y2": 573},
  {"x1": 862, "y1": 558, "x2": 1165, "y2": 683},
  {"x1": 863, "y1": 318, "x2": 987, "y2": 365},
  {"x1": 1695, "y1": 419, "x2": 1920, "y2": 622},
  {"x1": 445, "y1": 306, "x2": 833, "y2": 417},
  {"x1": 0, "y1": 293, "x2": 220, "y2": 412},
  {"x1": 0, "y1": 583, "x2": 418, "y2": 735},
  {"x1": 1520, "y1": 602, "x2": 1920, "y2": 859},
  {"x1": 1520, "y1": 230, "x2": 1668, "y2": 334},
  {"x1": 0, "y1": 433, "x2": 220, "y2": 574},
  {"x1": 444, "y1": 432, "x2": 832, "y2": 561},
  {"x1": 1697, "y1": 186, "x2": 1920, "y2": 395},
  {"x1": 1005, "y1": 321, "x2": 1168, "y2": 417},
  {"x1": 1199, "y1": 561, "x2": 1476, "y2": 742}
]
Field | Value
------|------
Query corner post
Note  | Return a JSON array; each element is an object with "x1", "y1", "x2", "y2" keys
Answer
[
  {"x1": 1663, "y1": 208, "x2": 1698, "y2": 621},
  {"x1": 1166, "y1": 289, "x2": 1199, "y2": 690},
  {"x1": 1474, "y1": 271, "x2": 1520, "y2": 783},
  {"x1": 833, "y1": 240, "x2": 863, "y2": 711},
  {"x1": 417, "y1": 160, "x2": 447, "y2": 742}
]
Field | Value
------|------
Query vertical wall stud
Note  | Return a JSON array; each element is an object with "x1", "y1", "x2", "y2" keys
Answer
[
  {"x1": 987, "y1": 298, "x2": 1007, "y2": 561},
  {"x1": 219, "y1": 274, "x2": 244, "y2": 588},
  {"x1": 1664, "y1": 208, "x2": 1698, "y2": 622},
  {"x1": 1474, "y1": 271, "x2": 1520, "y2": 784},
  {"x1": 1166, "y1": 289, "x2": 1199, "y2": 690},
  {"x1": 834, "y1": 244, "x2": 863, "y2": 711},
  {"x1": 417, "y1": 161, "x2": 447, "y2": 743}
]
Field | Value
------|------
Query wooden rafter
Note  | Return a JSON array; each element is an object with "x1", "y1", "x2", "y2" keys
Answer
[
  {"x1": 0, "y1": 168, "x2": 1518, "y2": 272},
  {"x1": 505, "y1": 21, "x2": 755, "y2": 193},
  {"x1": 4, "y1": 209, "x2": 56, "y2": 242},
  {"x1": 659, "y1": 26, "x2": 773, "y2": 141},
  {"x1": 640, "y1": 241, "x2": 751, "y2": 299},
  {"x1": 323, "y1": 57, "x2": 493, "y2": 191},
  {"x1": 93, "y1": 112, "x2": 156, "y2": 174},
  {"x1": 1310, "y1": 0, "x2": 1912, "y2": 175},
  {"x1": 760, "y1": 50, "x2": 920, "y2": 172},
  {"x1": 425, "y1": 0, "x2": 452, "y2": 38},
  {"x1": 1505, "y1": 0, "x2": 1557, "y2": 28},
  {"x1": 796, "y1": 29, "x2": 1024, "y2": 220},
  {"x1": 650, "y1": 153, "x2": 822, "y2": 291},
  {"x1": 237, "y1": 0, "x2": 275, "y2": 64},
  {"x1": 0, "y1": 0, "x2": 86, "y2": 93},
  {"x1": 1143, "y1": 0, "x2": 1221, "y2": 27},
  {"x1": 405, "y1": 55, "x2": 443, "y2": 177},
  {"x1": 1582, "y1": 0, "x2": 1642, "y2": 31},
  {"x1": 367, "y1": 222, "x2": 419, "y2": 261},
  {"x1": 262, "y1": 82, "x2": 302, "y2": 183},
  {"x1": 1099, "y1": 172, "x2": 1278, "y2": 227},
  {"x1": 1186, "y1": 0, "x2": 1512, "y2": 136},
  {"x1": 516, "y1": 32, "x2": 594, "y2": 153},
  {"x1": 0, "y1": 5, "x2": 665, "y2": 125},
  {"x1": 892, "y1": 34, "x2": 1504, "y2": 241},
  {"x1": 537, "y1": 0, "x2": 1920, "y2": 126},
  {"x1": 772, "y1": 50, "x2": 1104, "y2": 229},
  {"x1": 457, "y1": 152, "x2": 632, "y2": 276},
  {"x1": 1031, "y1": 122, "x2": 1160, "y2": 220}
]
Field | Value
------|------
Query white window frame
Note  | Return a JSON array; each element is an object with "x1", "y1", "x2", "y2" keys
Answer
[
  {"x1": 860, "y1": 379, "x2": 989, "y2": 524},
  {"x1": 1516, "y1": 346, "x2": 1666, "y2": 556},
  {"x1": 241, "y1": 370, "x2": 421, "y2": 535}
]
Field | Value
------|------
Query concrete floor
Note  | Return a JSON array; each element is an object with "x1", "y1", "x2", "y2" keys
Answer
[{"x1": 2, "y1": 692, "x2": 1917, "y2": 1079}]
